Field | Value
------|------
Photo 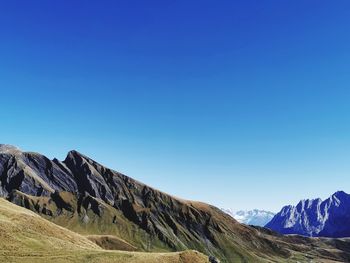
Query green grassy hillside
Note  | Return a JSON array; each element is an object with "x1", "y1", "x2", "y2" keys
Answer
[{"x1": 0, "y1": 198, "x2": 208, "y2": 263}]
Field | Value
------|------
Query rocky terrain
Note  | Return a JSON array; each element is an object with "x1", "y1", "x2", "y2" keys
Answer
[
  {"x1": 266, "y1": 191, "x2": 350, "y2": 238},
  {"x1": 1, "y1": 144, "x2": 350, "y2": 262}
]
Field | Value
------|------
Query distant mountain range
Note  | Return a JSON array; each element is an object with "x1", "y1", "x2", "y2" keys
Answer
[
  {"x1": 265, "y1": 191, "x2": 350, "y2": 237},
  {"x1": 2, "y1": 144, "x2": 350, "y2": 262},
  {"x1": 222, "y1": 209, "x2": 275, "y2": 227}
]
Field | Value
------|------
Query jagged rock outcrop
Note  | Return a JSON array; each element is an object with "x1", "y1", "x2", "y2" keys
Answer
[{"x1": 266, "y1": 191, "x2": 350, "y2": 237}]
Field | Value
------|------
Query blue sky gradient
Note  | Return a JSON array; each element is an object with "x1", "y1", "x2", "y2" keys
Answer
[{"x1": 1, "y1": 1, "x2": 350, "y2": 211}]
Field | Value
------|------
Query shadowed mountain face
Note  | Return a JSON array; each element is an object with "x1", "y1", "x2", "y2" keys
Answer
[
  {"x1": 266, "y1": 191, "x2": 350, "y2": 238},
  {"x1": 1, "y1": 145, "x2": 350, "y2": 262}
]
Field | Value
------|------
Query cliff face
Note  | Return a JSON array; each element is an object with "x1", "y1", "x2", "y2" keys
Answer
[
  {"x1": 1, "y1": 145, "x2": 350, "y2": 263},
  {"x1": 266, "y1": 191, "x2": 350, "y2": 238}
]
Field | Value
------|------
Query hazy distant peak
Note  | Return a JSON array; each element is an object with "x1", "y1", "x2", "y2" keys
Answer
[{"x1": 221, "y1": 208, "x2": 275, "y2": 227}]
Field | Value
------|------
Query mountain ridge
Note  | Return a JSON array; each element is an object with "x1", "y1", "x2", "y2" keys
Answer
[
  {"x1": 2, "y1": 144, "x2": 350, "y2": 262},
  {"x1": 266, "y1": 191, "x2": 350, "y2": 238}
]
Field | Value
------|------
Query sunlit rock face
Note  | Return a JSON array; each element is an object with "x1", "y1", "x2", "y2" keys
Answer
[
  {"x1": 0, "y1": 144, "x2": 22, "y2": 154},
  {"x1": 266, "y1": 191, "x2": 350, "y2": 238}
]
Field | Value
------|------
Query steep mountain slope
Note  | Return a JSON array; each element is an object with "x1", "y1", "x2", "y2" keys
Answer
[
  {"x1": 0, "y1": 147, "x2": 266, "y2": 262},
  {"x1": 222, "y1": 209, "x2": 275, "y2": 227},
  {"x1": 0, "y1": 197, "x2": 208, "y2": 263},
  {"x1": 2, "y1": 145, "x2": 350, "y2": 262},
  {"x1": 266, "y1": 191, "x2": 350, "y2": 237}
]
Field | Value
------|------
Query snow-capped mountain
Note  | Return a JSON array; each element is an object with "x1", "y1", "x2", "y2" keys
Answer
[
  {"x1": 265, "y1": 191, "x2": 350, "y2": 237},
  {"x1": 222, "y1": 209, "x2": 275, "y2": 227}
]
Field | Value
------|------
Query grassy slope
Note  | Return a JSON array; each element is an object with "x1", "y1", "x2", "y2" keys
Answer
[
  {"x1": 22, "y1": 192, "x2": 271, "y2": 262},
  {"x1": 11, "y1": 190, "x2": 172, "y2": 253},
  {"x1": 86, "y1": 235, "x2": 138, "y2": 251},
  {"x1": 10, "y1": 191, "x2": 350, "y2": 263},
  {"x1": 0, "y1": 198, "x2": 208, "y2": 263},
  {"x1": 10, "y1": 191, "x2": 340, "y2": 263}
]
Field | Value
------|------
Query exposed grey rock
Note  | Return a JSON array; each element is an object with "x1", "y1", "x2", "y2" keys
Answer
[
  {"x1": 266, "y1": 191, "x2": 350, "y2": 237},
  {"x1": 64, "y1": 150, "x2": 115, "y2": 205},
  {"x1": 0, "y1": 144, "x2": 22, "y2": 155},
  {"x1": 0, "y1": 149, "x2": 78, "y2": 198}
]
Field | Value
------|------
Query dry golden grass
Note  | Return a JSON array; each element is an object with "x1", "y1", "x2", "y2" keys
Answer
[
  {"x1": 2, "y1": 250, "x2": 209, "y2": 263},
  {"x1": 0, "y1": 198, "x2": 209, "y2": 263},
  {"x1": 86, "y1": 235, "x2": 138, "y2": 251}
]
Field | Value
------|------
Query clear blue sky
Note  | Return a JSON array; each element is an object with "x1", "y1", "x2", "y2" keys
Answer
[{"x1": 1, "y1": 1, "x2": 350, "y2": 212}]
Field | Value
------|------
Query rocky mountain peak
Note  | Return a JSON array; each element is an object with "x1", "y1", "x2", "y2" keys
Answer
[
  {"x1": 65, "y1": 149, "x2": 85, "y2": 161},
  {"x1": 332, "y1": 190, "x2": 347, "y2": 199},
  {"x1": 266, "y1": 191, "x2": 350, "y2": 237},
  {"x1": 0, "y1": 144, "x2": 22, "y2": 155}
]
